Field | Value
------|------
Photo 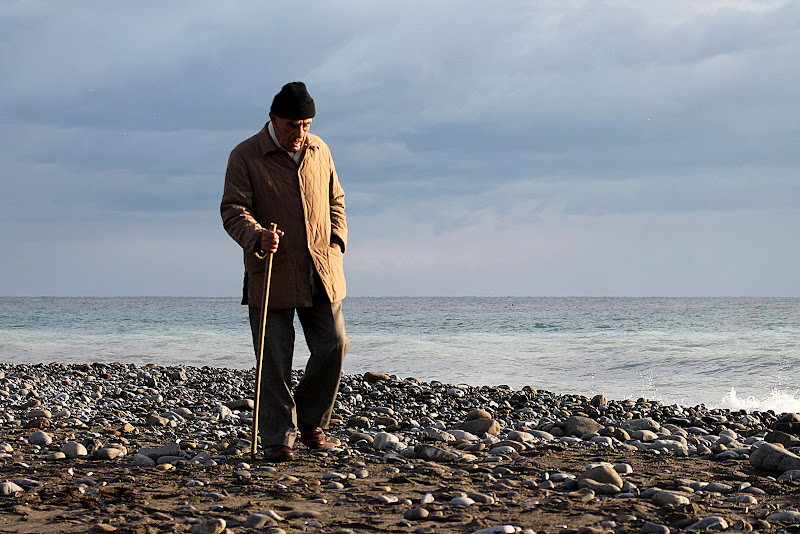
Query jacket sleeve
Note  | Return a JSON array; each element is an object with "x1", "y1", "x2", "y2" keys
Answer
[
  {"x1": 328, "y1": 153, "x2": 348, "y2": 253},
  {"x1": 220, "y1": 149, "x2": 263, "y2": 254}
]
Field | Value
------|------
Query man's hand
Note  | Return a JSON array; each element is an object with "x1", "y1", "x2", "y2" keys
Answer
[
  {"x1": 330, "y1": 242, "x2": 341, "y2": 252},
  {"x1": 261, "y1": 228, "x2": 284, "y2": 254}
]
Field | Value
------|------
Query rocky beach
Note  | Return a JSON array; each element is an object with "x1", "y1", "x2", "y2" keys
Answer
[{"x1": 1, "y1": 362, "x2": 800, "y2": 534}]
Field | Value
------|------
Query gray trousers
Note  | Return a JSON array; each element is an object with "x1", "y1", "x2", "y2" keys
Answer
[{"x1": 248, "y1": 300, "x2": 348, "y2": 447}]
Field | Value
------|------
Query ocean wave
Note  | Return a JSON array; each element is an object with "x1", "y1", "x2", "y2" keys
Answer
[{"x1": 721, "y1": 387, "x2": 800, "y2": 413}]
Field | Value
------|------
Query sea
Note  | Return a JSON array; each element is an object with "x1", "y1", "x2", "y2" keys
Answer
[{"x1": 1, "y1": 297, "x2": 798, "y2": 413}]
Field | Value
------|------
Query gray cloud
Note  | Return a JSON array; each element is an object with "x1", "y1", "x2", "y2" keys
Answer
[{"x1": 1, "y1": 0, "x2": 798, "y2": 296}]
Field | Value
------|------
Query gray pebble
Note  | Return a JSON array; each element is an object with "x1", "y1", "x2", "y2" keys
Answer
[
  {"x1": 404, "y1": 507, "x2": 429, "y2": 520},
  {"x1": 244, "y1": 513, "x2": 274, "y2": 528},
  {"x1": 61, "y1": 441, "x2": 88, "y2": 459},
  {"x1": 285, "y1": 510, "x2": 322, "y2": 519},
  {"x1": 190, "y1": 518, "x2": 226, "y2": 534},
  {"x1": 766, "y1": 510, "x2": 800, "y2": 522},
  {"x1": 451, "y1": 496, "x2": 475, "y2": 506},
  {"x1": 686, "y1": 516, "x2": 728, "y2": 531},
  {"x1": 28, "y1": 431, "x2": 52, "y2": 446},
  {"x1": 641, "y1": 523, "x2": 670, "y2": 534},
  {"x1": 0, "y1": 481, "x2": 23, "y2": 496}
]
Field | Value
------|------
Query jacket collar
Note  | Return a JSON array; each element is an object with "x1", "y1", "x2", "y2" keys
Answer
[{"x1": 258, "y1": 122, "x2": 318, "y2": 157}]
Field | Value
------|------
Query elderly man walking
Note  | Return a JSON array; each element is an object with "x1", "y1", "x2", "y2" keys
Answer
[{"x1": 221, "y1": 82, "x2": 349, "y2": 462}]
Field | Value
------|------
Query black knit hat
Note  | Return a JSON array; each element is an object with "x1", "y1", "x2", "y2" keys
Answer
[{"x1": 270, "y1": 82, "x2": 316, "y2": 119}]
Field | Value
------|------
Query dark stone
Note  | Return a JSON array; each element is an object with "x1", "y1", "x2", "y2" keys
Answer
[
  {"x1": 773, "y1": 422, "x2": 800, "y2": 434},
  {"x1": 765, "y1": 431, "x2": 800, "y2": 447}
]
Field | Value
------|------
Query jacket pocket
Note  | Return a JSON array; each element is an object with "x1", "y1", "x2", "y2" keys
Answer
[{"x1": 326, "y1": 247, "x2": 346, "y2": 300}]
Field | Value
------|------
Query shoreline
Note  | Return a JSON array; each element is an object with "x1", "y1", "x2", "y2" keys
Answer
[{"x1": 1, "y1": 362, "x2": 800, "y2": 534}]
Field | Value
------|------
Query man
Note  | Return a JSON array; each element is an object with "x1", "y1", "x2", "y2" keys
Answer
[{"x1": 220, "y1": 82, "x2": 349, "y2": 462}]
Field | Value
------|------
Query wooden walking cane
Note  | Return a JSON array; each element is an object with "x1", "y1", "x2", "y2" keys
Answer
[{"x1": 251, "y1": 222, "x2": 278, "y2": 461}]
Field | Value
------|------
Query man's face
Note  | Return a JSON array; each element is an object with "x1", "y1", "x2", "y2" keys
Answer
[{"x1": 270, "y1": 113, "x2": 312, "y2": 152}]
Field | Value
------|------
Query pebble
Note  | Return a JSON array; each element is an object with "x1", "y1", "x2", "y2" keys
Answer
[
  {"x1": 579, "y1": 463, "x2": 624, "y2": 487},
  {"x1": 766, "y1": 510, "x2": 800, "y2": 522},
  {"x1": 190, "y1": 518, "x2": 226, "y2": 534},
  {"x1": 244, "y1": 513, "x2": 274, "y2": 528},
  {"x1": 61, "y1": 441, "x2": 88, "y2": 459},
  {"x1": 563, "y1": 416, "x2": 603, "y2": 436},
  {"x1": 686, "y1": 516, "x2": 728, "y2": 531},
  {"x1": 750, "y1": 442, "x2": 800, "y2": 473},
  {"x1": 651, "y1": 491, "x2": 690, "y2": 506},
  {"x1": 28, "y1": 430, "x2": 52, "y2": 445},
  {"x1": 728, "y1": 494, "x2": 758, "y2": 505},
  {"x1": 285, "y1": 510, "x2": 322, "y2": 519},
  {"x1": 470, "y1": 527, "x2": 517, "y2": 534},
  {"x1": 777, "y1": 469, "x2": 800, "y2": 481},
  {"x1": 404, "y1": 507, "x2": 429, "y2": 520},
  {"x1": 257, "y1": 510, "x2": 284, "y2": 522},
  {"x1": 95, "y1": 447, "x2": 122, "y2": 460},
  {"x1": 0, "y1": 481, "x2": 23, "y2": 496},
  {"x1": 132, "y1": 454, "x2": 156, "y2": 467},
  {"x1": 703, "y1": 482, "x2": 733, "y2": 494},
  {"x1": 569, "y1": 488, "x2": 595, "y2": 502},
  {"x1": 641, "y1": 524, "x2": 670, "y2": 534}
]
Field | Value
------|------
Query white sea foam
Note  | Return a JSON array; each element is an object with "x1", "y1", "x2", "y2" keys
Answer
[{"x1": 721, "y1": 387, "x2": 800, "y2": 413}]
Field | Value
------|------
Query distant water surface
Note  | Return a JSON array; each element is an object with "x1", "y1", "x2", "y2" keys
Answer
[{"x1": 1, "y1": 297, "x2": 798, "y2": 411}]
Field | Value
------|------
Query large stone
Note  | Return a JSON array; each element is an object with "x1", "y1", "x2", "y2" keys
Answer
[
  {"x1": 630, "y1": 429, "x2": 659, "y2": 442},
  {"x1": 470, "y1": 526, "x2": 517, "y2": 534},
  {"x1": 622, "y1": 418, "x2": 661, "y2": 432},
  {"x1": 749, "y1": 442, "x2": 800, "y2": 473},
  {"x1": 507, "y1": 430, "x2": 535, "y2": 442},
  {"x1": 777, "y1": 469, "x2": 800, "y2": 481},
  {"x1": 61, "y1": 441, "x2": 88, "y2": 459},
  {"x1": 562, "y1": 416, "x2": 602, "y2": 437},
  {"x1": 577, "y1": 478, "x2": 621, "y2": 495},
  {"x1": 414, "y1": 444, "x2": 477, "y2": 463},
  {"x1": 363, "y1": 372, "x2": 390, "y2": 383},
  {"x1": 28, "y1": 431, "x2": 52, "y2": 446},
  {"x1": 0, "y1": 481, "x2": 23, "y2": 496},
  {"x1": 686, "y1": 517, "x2": 728, "y2": 531},
  {"x1": 137, "y1": 443, "x2": 181, "y2": 460},
  {"x1": 465, "y1": 409, "x2": 492, "y2": 421},
  {"x1": 373, "y1": 432, "x2": 401, "y2": 451},
  {"x1": 224, "y1": 399, "x2": 254, "y2": 411},
  {"x1": 132, "y1": 454, "x2": 156, "y2": 467},
  {"x1": 458, "y1": 418, "x2": 501, "y2": 436},
  {"x1": 145, "y1": 414, "x2": 169, "y2": 427},
  {"x1": 95, "y1": 447, "x2": 122, "y2": 460},
  {"x1": 579, "y1": 464, "x2": 624, "y2": 487},
  {"x1": 652, "y1": 491, "x2": 690, "y2": 506},
  {"x1": 191, "y1": 518, "x2": 226, "y2": 534},
  {"x1": 765, "y1": 431, "x2": 800, "y2": 448},
  {"x1": 26, "y1": 409, "x2": 52, "y2": 419},
  {"x1": 590, "y1": 394, "x2": 607, "y2": 407},
  {"x1": 244, "y1": 513, "x2": 274, "y2": 529},
  {"x1": 448, "y1": 429, "x2": 480, "y2": 441},
  {"x1": 766, "y1": 511, "x2": 800, "y2": 523}
]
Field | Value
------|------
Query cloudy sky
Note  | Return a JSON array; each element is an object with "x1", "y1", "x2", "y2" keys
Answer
[{"x1": 1, "y1": 0, "x2": 798, "y2": 297}]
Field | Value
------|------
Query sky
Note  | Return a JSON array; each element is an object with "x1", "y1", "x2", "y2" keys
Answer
[{"x1": 1, "y1": 0, "x2": 798, "y2": 297}]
